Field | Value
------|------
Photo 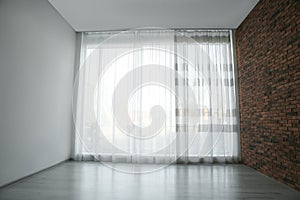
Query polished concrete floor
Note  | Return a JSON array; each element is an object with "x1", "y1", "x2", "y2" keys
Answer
[{"x1": 0, "y1": 161, "x2": 299, "y2": 200}]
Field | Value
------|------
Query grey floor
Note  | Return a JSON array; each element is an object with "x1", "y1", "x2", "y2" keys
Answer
[{"x1": 0, "y1": 161, "x2": 299, "y2": 200}]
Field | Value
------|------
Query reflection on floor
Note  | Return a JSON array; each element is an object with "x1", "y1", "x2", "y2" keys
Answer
[{"x1": 0, "y1": 161, "x2": 299, "y2": 200}]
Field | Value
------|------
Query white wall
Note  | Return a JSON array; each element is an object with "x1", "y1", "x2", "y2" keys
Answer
[{"x1": 0, "y1": 0, "x2": 76, "y2": 186}]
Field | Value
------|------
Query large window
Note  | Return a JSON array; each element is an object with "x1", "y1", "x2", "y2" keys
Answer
[{"x1": 73, "y1": 29, "x2": 240, "y2": 164}]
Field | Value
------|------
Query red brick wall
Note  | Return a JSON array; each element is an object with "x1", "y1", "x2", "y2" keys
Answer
[{"x1": 236, "y1": 0, "x2": 300, "y2": 191}]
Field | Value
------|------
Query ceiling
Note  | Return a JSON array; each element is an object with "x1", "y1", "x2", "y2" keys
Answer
[{"x1": 48, "y1": 0, "x2": 259, "y2": 32}]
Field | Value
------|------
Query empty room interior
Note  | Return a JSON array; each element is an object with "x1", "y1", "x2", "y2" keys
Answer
[{"x1": 0, "y1": 0, "x2": 299, "y2": 199}]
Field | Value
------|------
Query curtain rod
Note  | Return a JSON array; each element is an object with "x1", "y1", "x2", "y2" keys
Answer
[{"x1": 80, "y1": 28, "x2": 234, "y2": 34}]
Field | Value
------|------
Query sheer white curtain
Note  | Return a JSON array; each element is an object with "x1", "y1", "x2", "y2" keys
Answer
[{"x1": 73, "y1": 29, "x2": 240, "y2": 164}]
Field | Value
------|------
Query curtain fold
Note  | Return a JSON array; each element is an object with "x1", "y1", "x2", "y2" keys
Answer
[{"x1": 73, "y1": 29, "x2": 240, "y2": 164}]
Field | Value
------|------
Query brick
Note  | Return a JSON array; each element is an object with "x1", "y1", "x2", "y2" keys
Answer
[{"x1": 236, "y1": 0, "x2": 300, "y2": 191}]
